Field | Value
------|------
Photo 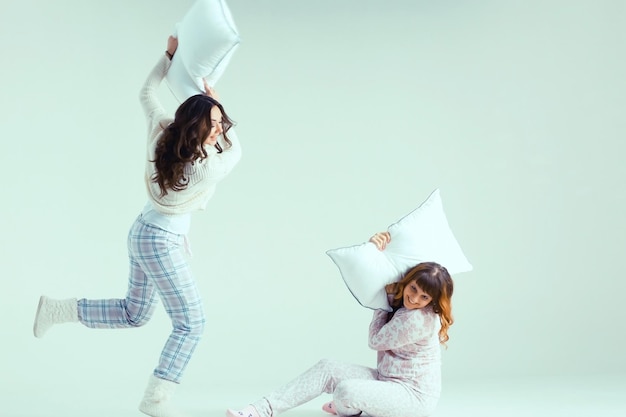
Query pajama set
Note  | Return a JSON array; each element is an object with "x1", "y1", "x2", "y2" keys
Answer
[
  {"x1": 253, "y1": 306, "x2": 442, "y2": 417},
  {"x1": 76, "y1": 55, "x2": 241, "y2": 384}
]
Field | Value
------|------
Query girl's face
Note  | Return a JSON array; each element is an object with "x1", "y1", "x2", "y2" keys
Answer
[
  {"x1": 204, "y1": 106, "x2": 224, "y2": 146},
  {"x1": 403, "y1": 280, "x2": 433, "y2": 310}
]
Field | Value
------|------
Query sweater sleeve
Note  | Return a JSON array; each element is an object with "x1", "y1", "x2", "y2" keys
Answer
[
  {"x1": 368, "y1": 308, "x2": 433, "y2": 351},
  {"x1": 201, "y1": 127, "x2": 242, "y2": 180},
  {"x1": 139, "y1": 54, "x2": 171, "y2": 136}
]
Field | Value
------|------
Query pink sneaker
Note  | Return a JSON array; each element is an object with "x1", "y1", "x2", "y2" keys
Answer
[
  {"x1": 322, "y1": 401, "x2": 337, "y2": 415},
  {"x1": 226, "y1": 405, "x2": 260, "y2": 417}
]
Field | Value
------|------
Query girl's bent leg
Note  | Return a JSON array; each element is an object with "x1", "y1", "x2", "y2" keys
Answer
[
  {"x1": 251, "y1": 359, "x2": 377, "y2": 417},
  {"x1": 77, "y1": 248, "x2": 158, "y2": 328},
  {"x1": 130, "y1": 223, "x2": 205, "y2": 384},
  {"x1": 151, "y1": 255, "x2": 205, "y2": 383},
  {"x1": 334, "y1": 379, "x2": 436, "y2": 417}
]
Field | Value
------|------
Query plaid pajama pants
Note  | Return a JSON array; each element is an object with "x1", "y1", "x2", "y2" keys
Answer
[{"x1": 77, "y1": 215, "x2": 205, "y2": 383}]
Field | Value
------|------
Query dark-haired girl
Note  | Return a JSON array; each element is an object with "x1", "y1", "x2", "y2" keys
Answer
[{"x1": 33, "y1": 36, "x2": 241, "y2": 417}]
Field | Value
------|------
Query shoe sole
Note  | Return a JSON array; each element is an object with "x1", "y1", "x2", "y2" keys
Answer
[{"x1": 33, "y1": 295, "x2": 45, "y2": 338}]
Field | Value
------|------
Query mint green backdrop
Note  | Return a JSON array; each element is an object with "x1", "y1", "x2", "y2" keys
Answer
[{"x1": 1, "y1": 1, "x2": 624, "y2": 415}]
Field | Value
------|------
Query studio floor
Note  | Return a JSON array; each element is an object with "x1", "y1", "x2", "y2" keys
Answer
[{"x1": 8, "y1": 374, "x2": 625, "y2": 417}]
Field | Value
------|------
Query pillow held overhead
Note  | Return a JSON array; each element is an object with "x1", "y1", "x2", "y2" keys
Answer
[
  {"x1": 166, "y1": 0, "x2": 241, "y2": 102},
  {"x1": 326, "y1": 189, "x2": 472, "y2": 312}
]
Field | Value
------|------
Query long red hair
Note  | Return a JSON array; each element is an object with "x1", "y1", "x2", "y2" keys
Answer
[{"x1": 388, "y1": 262, "x2": 454, "y2": 345}]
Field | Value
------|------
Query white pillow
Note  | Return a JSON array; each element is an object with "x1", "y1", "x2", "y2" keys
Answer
[
  {"x1": 326, "y1": 189, "x2": 472, "y2": 311},
  {"x1": 166, "y1": 0, "x2": 241, "y2": 102}
]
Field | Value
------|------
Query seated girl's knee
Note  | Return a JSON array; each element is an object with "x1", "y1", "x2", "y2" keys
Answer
[{"x1": 315, "y1": 358, "x2": 342, "y2": 370}]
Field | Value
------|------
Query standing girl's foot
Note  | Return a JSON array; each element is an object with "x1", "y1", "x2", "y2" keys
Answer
[
  {"x1": 139, "y1": 374, "x2": 188, "y2": 417},
  {"x1": 33, "y1": 295, "x2": 78, "y2": 338}
]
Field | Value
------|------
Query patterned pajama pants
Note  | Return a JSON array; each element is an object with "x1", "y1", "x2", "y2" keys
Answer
[
  {"x1": 76, "y1": 216, "x2": 205, "y2": 383},
  {"x1": 253, "y1": 358, "x2": 438, "y2": 417}
]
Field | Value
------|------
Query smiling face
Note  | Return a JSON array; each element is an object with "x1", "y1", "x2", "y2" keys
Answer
[
  {"x1": 403, "y1": 280, "x2": 433, "y2": 310},
  {"x1": 203, "y1": 106, "x2": 224, "y2": 146}
]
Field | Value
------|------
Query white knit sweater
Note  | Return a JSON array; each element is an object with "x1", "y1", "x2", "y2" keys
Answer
[{"x1": 139, "y1": 55, "x2": 242, "y2": 215}]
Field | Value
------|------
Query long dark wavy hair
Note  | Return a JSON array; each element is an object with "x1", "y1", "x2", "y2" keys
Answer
[
  {"x1": 151, "y1": 94, "x2": 234, "y2": 197},
  {"x1": 387, "y1": 261, "x2": 454, "y2": 345}
]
